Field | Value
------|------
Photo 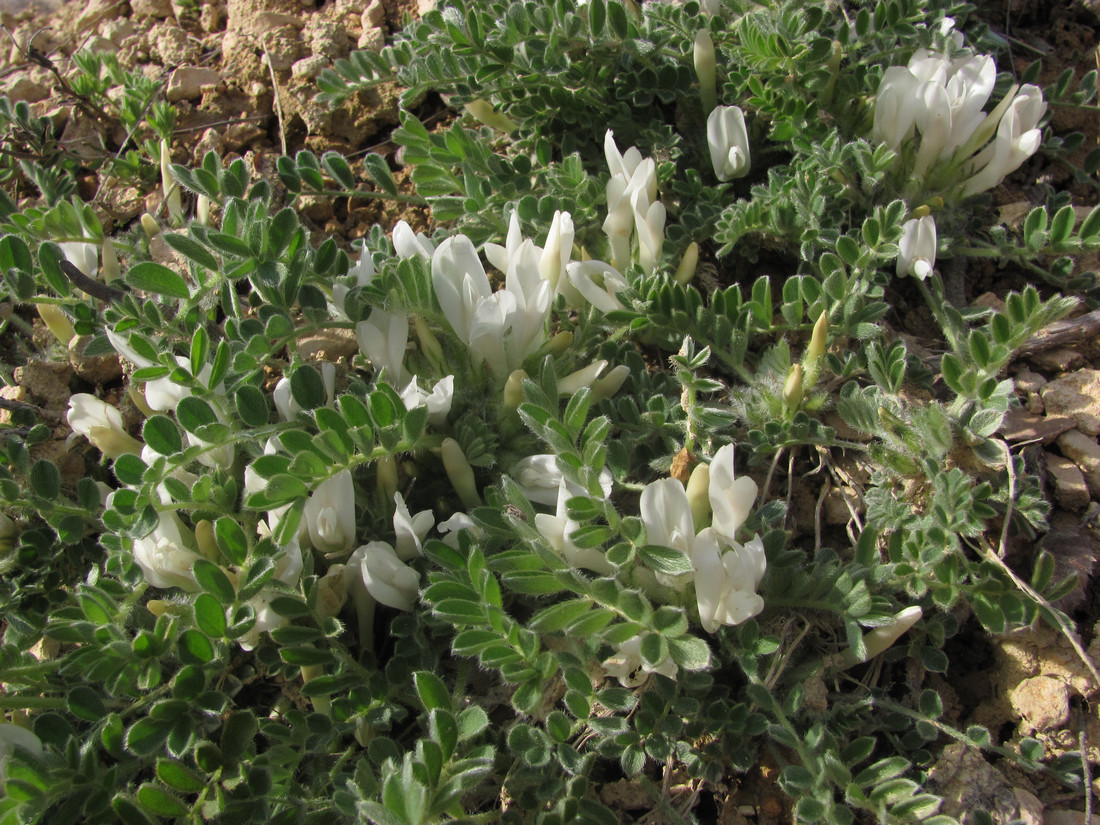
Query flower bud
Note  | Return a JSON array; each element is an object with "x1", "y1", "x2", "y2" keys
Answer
[
  {"x1": 707, "y1": 106, "x2": 751, "y2": 181},
  {"x1": 442, "y1": 438, "x2": 480, "y2": 509},
  {"x1": 413, "y1": 316, "x2": 446, "y2": 375},
  {"x1": 502, "y1": 369, "x2": 528, "y2": 413},
  {"x1": 464, "y1": 99, "x2": 518, "y2": 133},
  {"x1": 835, "y1": 606, "x2": 922, "y2": 668},
  {"x1": 37, "y1": 304, "x2": 75, "y2": 346},
  {"x1": 67, "y1": 394, "x2": 143, "y2": 459},
  {"x1": 546, "y1": 330, "x2": 573, "y2": 357},
  {"x1": 141, "y1": 213, "x2": 161, "y2": 238},
  {"x1": 694, "y1": 29, "x2": 717, "y2": 116},
  {"x1": 558, "y1": 360, "x2": 607, "y2": 396},
  {"x1": 160, "y1": 139, "x2": 183, "y2": 224},
  {"x1": 896, "y1": 216, "x2": 936, "y2": 280},
  {"x1": 685, "y1": 461, "x2": 711, "y2": 531},
  {"x1": 376, "y1": 455, "x2": 399, "y2": 507},
  {"x1": 101, "y1": 238, "x2": 121, "y2": 282},
  {"x1": 674, "y1": 242, "x2": 699, "y2": 286},
  {"x1": 590, "y1": 364, "x2": 630, "y2": 402},
  {"x1": 193, "y1": 519, "x2": 220, "y2": 561},
  {"x1": 196, "y1": 194, "x2": 212, "y2": 227},
  {"x1": 782, "y1": 363, "x2": 803, "y2": 413},
  {"x1": 803, "y1": 309, "x2": 829, "y2": 392}
]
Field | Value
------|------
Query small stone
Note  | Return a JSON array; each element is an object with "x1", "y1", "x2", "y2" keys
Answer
[
  {"x1": 1042, "y1": 370, "x2": 1100, "y2": 435},
  {"x1": 262, "y1": 32, "x2": 300, "y2": 71},
  {"x1": 7, "y1": 75, "x2": 49, "y2": 103},
  {"x1": 1014, "y1": 366, "x2": 1047, "y2": 394},
  {"x1": 1046, "y1": 453, "x2": 1090, "y2": 511},
  {"x1": 68, "y1": 335, "x2": 122, "y2": 385},
  {"x1": 101, "y1": 19, "x2": 135, "y2": 46},
  {"x1": 15, "y1": 361, "x2": 72, "y2": 410},
  {"x1": 361, "y1": 0, "x2": 384, "y2": 28},
  {"x1": 291, "y1": 55, "x2": 327, "y2": 79},
  {"x1": 223, "y1": 122, "x2": 266, "y2": 151},
  {"x1": 130, "y1": 0, "x2": 174, "y2": 18},
  {"x1": 973, "y1": 291, "x2": 1007, "y2": 312},
  {"x1": 1026, "y1": 392, "x2": 1043, "y2": 414},
  {"x1": 1056, "y1": 429, "x2": 1100, "y2": 498},
  {"x1": 252, "y1": 11, "x2": 305, "y2": 33},
  {"x1": 823, "y1": 486, "x2": 860, "y2": 525},
  {"x1": 308, "y1": 19, "x2": 346, "y2": 57},
  {"x1": 297, "y1": 328, "x2": 358, "y2": 361},
  {"x1": 358, "y1": 27, "x2": 385, "y2": 51},
  {"x1": 166, "y1": 67, "x2": 223, "y2": 102},
  {"x1": 152, "y1": 24, "x2": 200, "y2": 66},
  {"x1": 1010, "y1": 789, "x2": 1043, "y2": 825},
  {"x1": 1028, "y1": 346, "x2": 1085, "y2": 373},
  {"x1": 192, "y1": 128, "x2": 225, "y2": 165},
  {"x1": 1045, "y1": 811, "x2": 1100, "y2": 825},
  {"x1": 1009, "y1": 675, "x2": 1070, "y2": 732},
  {"x1": 0, "y1": 385, "x2": 27, "y2": 425},
  {"x1": 99, "y1": 183, "x2": 144, "y2": 224},
  {"x1": 999, "y1": 409, "x2": 1076, "y2": 445},
  {"x1": 199, "y1": 2, "x2": 225, "y2": 32}
]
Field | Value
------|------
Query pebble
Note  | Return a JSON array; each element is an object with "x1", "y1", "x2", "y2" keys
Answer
[
  {"x1": 291, "y1": 55, "x2": 327, "y2": 79},
  {"x1": 166, "y1": 67, "x2": 223, "y2": 102},
  {"x1": 361, "y1": 0, "x2": 383, "y2": 28},
  {"x1": 1041, "y1": 369, "x2": 1100, "y2": 435},
  {"x1": 152, "y1": 23, "x2": 200, "y2": 66},
  {"x1": 130, "y1": 0, "x2": 174, "y2": 18},
  {"x1": 998, "y1": 409, "x2": 1076, "y2": 445},
  {"x1": 358, "y1": 27, "x2": 384, "y2": 51},
  {"x1": 1046, "y1": 453, "x2": 1090, "y2": 511},
  {"x1": 1056, "y1": 429, "x2": 1100, "y2": 498},
  {"x1": 1008, "y1": 675, "x2": 1070, "y2": 732}
]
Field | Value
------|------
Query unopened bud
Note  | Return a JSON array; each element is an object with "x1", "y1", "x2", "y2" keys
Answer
[
  {"x1": 128, "y1": 385, "x2": 155, "y2": 418},
  {"x1": 558, "y1": 360, "x2": 607, "y2": 396},
  {"x1": 196, "y1": 194, "x2": 212, "y2": 227},
  {"x1": 782, "y1": 363, "x2": 803, "y2": 413},
  {"x1": 464, "y1": 99, "x2": 518, "y2": 133},
  {"x1": 502, "y1": 369, "x2": 528, "y2": 413},
  {"x1": 686, "y1": 461, "x2": 711, "y2": 530},
  {"x1": 807, "y1": 310, "x2": 828, "y2": 363},
  {"x1": 590, "y1": 364, "x2": 630, "y2": 402},
  {"x1": 674, "y1": 242, "x2": 699, "y2": 286},
  {"x1": 141, "y1": 213, "x2": 161, "y2": 238},
  {"x1": 835, "y1": 606, "x2": 922, "y2": 668},
  {"x1": 910, "y1": 204, "x2": 931, "y2": 219},
  {"x1": 413, "y1": 316, "x2": 446, "y2": 374},
  {"x1": 376, "y1": 455, "x2": 399, "y2": 505},
  {"x1": 441, "y1": 438, "x2": 480, "y2": 509},
  {"x1": 160, "y1": 139, "x2": 183, "y2": 224},
  {"x1": 546, "y1": 330, "x2": 573, "y2": 357},
  {"x1": 101, "y1": 238, "x2": 121, "y2": 283},
  {"x1": 694, "y1": 30, "x2": 717, "y2": 116},
  {"x1": 37, "y1": 304, "x2": 75, "y2": 346},
  {"x1": 193, "y1": 519, "x2": 220, "y2": 561}
]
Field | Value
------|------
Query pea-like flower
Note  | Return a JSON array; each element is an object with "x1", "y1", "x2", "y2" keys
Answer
[
  {"x1": 358, "y1": 540, "x2": 420, "y2": 611},
  {"x1": 602, "y1": 635, "x2": 678, "y2": 687},
  {"x1": 304, "y1": 469, "x2": 357, "y2": 556},
  {"x1": 691, "y1": 530, "x2": 766, "y2": 632},
  {"x1": 66, "y1": 394, "x2": 143, "y2": 459},
  {"x1": 131, "y1": 511, "x2": 203, "y2": 591},
  {"x1": 896, "y1": 216, "x2": 937, "y2": 280},
  {"x1": 707, "y1": 105, "x2": 751, "y2": 181}
]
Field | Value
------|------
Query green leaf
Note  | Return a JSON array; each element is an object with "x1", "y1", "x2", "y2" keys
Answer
[
  {"x1": 178, "y1": 630, "x2": 214, "y2": 664},
  {"x1": 127, "y1": 262, "x2": 191, "y2": 299},
  {"x1": 219, "y1": 711, "x2": 258, "y2": 765},
  {"x1": 163, "y1": 232, "x2": 219, "y2": 271},
  {"x1": 193, "y1": 593, "x2": 227, "y2": 638},
  {"x1": 528, "y1": 599, "x2": 594, "y2": 633},
  {"x1": 637, "y1": 545, "x2": 693, "y2": 577},
  {"x1": 290, "y1": 364, "x2": 326, "y2": 410},
  {"x1": 125, "y1": 718, "x2": 172, "y2": 756},
  {"x1": 143, "y1": 415, "x2": 182, "y2": 455},
  {"x1": 136, "y1": 784, "x2": 189, "y2": 818},
  {"x1": 68, "y1": 686, "x2": 106, "y2": 721},
  {"x1": 235, "y1": 385, "x2": 270, "y2": 427},
  {"x1": 667, "y1": 635, "x2": 711, "y2": 670},
  {"x1": 415, "y1": 671, "x2": 451, "y2": 711},
  {"x1": 29, "y1": 460, "x2": 60, "y2": 499},
  {"x1": 113, "y1": 453, "x2": 147, "y2": 486},
  {"x1": 363, "y1": 153, "x2": 398, "y2": 196},
  {"x1": 192, "y1": 559, "x2": 235, "y2": 603},
  {"x1": 156, "y1": 759, "x2": 206, "y2": 794},
  {"x1": 176, "y1": 396, "x2": 217, "y2": 434},
  {"x1": 214, "y1": 517, "x2": 248, "y2": 566}
]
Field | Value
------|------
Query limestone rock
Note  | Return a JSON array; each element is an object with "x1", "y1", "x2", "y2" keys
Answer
[
  {"x1": 358, "y1": 27, "x2": 385, "y2": 51},
  {"x1": 68, "y1": 335, "x2": 122, "y2": 385},
  {"x1": 291, "y1": 55, "x2": 327, "y2": 79},
  {"x1": 166, "y1": 67, "x2": 223, "y2": 102},
  {"x1": 130, "y1": 0, "x2": 174, "y2": 19},
  {"x1": 6, "y1": 75, "x2": 49, "y2": 103},
  {"x1": 927, "y1": 743, "x2": 1033, "y2": 825},
  {"x1": 1000, "y1": 409, "x2": 1076, "y2": 444},
  {"x1": 1056, "y1": 429, "x2": 1100, "y2": 498},
  {"x1": 361, "y1": 0, "x2": 384, "y2": 28},
  {"x1": 152, "y1": 23, "x2": 200, "y2": 66},
  {"x1": 1042, "y1": 370, "x2": 1100, "y2": 435},
  {"x1": 1008, "y1": 676, "x2": 1070, "y2": 733},
  {"x1": 1046, "y1": 453, "x2": 1090, "y2": 511}
]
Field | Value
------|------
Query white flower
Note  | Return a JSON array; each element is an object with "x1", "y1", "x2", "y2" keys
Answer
[
  {"x1": 60, "y1": 241, "x2": 98, "y2": 279},
  {"x1": 437, "y1": 512, "x2": 481, "y2": 549},
  {"x1": 691, "y1": 530, "x2": 766, "y2": 632},
  {"x1": 566, "y1": 260, "x2": 630, "y2": 314},
  {"x1": 602, "y1": 130, "x2": 662, "y2": 273},
  {"x1": 356, "y1": 310, "x2": 409, "y2": 385},
  {"x1": 602, "y1": 635, "x2": 677, "y2": 687},
  {"x1": 514, "y1": 454, "x2": 614, "y2": 506},
  {"x1": 707, "y1": 105, "x2": 751, "y2": 181},
  {"x1": 961, "y1": 85, "x2": 1046, "y2": 197},
  {"x1": 897, "y1": 216, "x2": 937, "y2": 279},
  {"x1": 358, "y1": 540, "x2": 420, "y2": 611},
  {"x1": 392, "y1": 492, "x2": 434, "y2": 561},
  {"x1": 707, "y1": 444, "x2": 758, "y2": 543},
  {"x1": 432, "y1": 234, "x2": 493, "y2": 343},
  {"x1": 393, "y1": 220, "x2": 436, "y2": 260},
  {"x1": 237, "y1": 591, "x2": 286, "y2": 651},
  {"x1": 131, "y1": 512, "x2": 203, "y2": 591},
  {"x1": 640, "y1": 477, "x2": 696, "y2": 556},
  {"x1": 66, "y1": 394, "x2": 143, "y2": 459},
  {"x1": 539, "y1": 210, "x2": 574, "y2": 295},
  {"x1": 333, "y1": 240, "x2": 375, "y2": 317},
  {"x1": 534, "y1": 480, "x2": 616, "y2": 576},
  {"x1": 0, "y1": 723, "x2": 43, "y2": 782},
  {"x1": 399, "y1": 375, "x2": 454, "y2": 429},
  {"x1": 304, "y1": 469, "x2": 356, "y2": 556},
  {"x1": 316, "y1": 563, "x2": 349, "y2": 619}
]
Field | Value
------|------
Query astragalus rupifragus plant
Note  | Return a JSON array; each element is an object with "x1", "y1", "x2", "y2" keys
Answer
[{"x1": 0, "y1": 0, "x2": 1097, "y2": 822}]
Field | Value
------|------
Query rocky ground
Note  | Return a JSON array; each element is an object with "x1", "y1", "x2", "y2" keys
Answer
[{"x1": 2, "y1": 0, "x2": 1100, "y2": 821}]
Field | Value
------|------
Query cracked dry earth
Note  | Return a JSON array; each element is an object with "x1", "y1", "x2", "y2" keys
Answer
[{"x1": 3, "y1": 0, "x2": 1100, "y2": 821}]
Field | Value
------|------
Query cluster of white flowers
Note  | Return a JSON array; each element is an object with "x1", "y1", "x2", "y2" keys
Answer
[
  {"x1": 872, "y1": 23, "x2": 1046, "y2": 199},
  {"x1": 603, "y1": 130, "x2": 666, "y2": 276}
]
